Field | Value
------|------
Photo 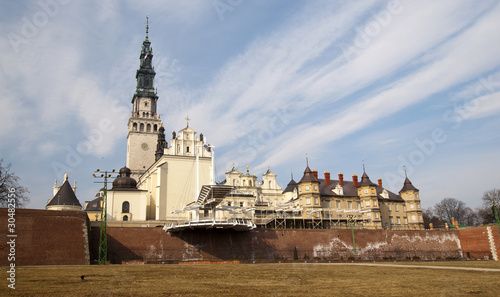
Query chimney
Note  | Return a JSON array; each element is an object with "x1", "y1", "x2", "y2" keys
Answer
[
  {"x1": 312, "y1": 170, "x2": 318, "y2": 180},
  {"x1": 339, "y1": 173, "x2": 344, "y2": 186},
  {"x1": 352, "y1": 174, "x2": 358, "y2": 187},
  {"x1": 324, "y1": 171, "x2": 330, "y2": 185},
  {"x1": 378, "y1": 178, "x2": 383, "y2": 187}
]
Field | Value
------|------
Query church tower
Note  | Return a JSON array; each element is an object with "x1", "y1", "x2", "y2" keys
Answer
[{"x1": 126, "y1": 17, "x2": 162, "y2": 180}]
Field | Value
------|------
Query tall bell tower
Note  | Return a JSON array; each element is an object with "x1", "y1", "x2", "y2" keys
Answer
[{"x1": 126, "y1": 17, "x2": 162, "y2": 180}]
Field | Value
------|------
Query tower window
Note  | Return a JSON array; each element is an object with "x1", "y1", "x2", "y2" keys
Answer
[
  {"x1": 133, "y1": 123, "x2": 137, "y2": 131},
  {"x1": 123, "y1": 215, "x2": 128, "y2": 221},
  {"x1": 186, "y1": 146, "x2": 190, "y2": 153},
  {"x1": 154, "y1": 124, "x2": 158, "y2": 132},
  {"x1": 145, "y1": 102, "x2": 148, "y2": 107},
  {"x1": 140, "y1": 123, "x2": 144, "y2": 131},
  {"x1": 147, "y1": 124, "x2": 151, "y2": 132},
  {"x1": 142, "y1": 112, "x2": 145, "y2": 117}
]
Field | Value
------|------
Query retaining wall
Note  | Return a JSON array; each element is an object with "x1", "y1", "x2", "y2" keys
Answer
[
  {"x1": 0, "y1": 209, "x2": 90, "y2": 266},
  {"x1": 89, "y1": 227, "x2": 463, "y2": 263}
]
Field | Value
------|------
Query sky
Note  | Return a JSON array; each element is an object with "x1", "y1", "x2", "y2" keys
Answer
[{"x1": 1, "y1": 0, "x2": 500, "y2": 210}]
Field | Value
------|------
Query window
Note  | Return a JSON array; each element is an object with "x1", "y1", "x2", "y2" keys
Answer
[
  {"x1": 140, "y1": 123, "x2": 144, "y2": 131},
  {"x1": 395, "y1": 204, "x2": 399, "y2": 212},
  {"x1": 336, "y1": 201, "x2": 340, "y2": 208},
  {"x1": 417, "y1": 203, "x2": 420, "y2": 209},
  {"x1": 306, "y1": 198, "x2": 311, "y2": 205},
  {"x1": 123, "y1": 215, "x2": 128, "y2": 221},
  {"x1": 132, "y1": 123, "x2": 137, "y2": 131},
  {"x1": 373, "y1": 200, "x2": 377, "y2": 206},
  {"x1": 375, "y1": 213, "x2": 379, "y2": 219},
  {"x1": 204, "y1": 210, "x2": 209, "y2": 217},
  {"x1": 367, "y1": 213, "x2": 371, "y2": 219},
  {"x1": 397, "y1": 217, "x2": 401, "y2": 224},
  {"x1": 410, "y1": 204, "x2": 414, "y2": 209},
  {"x1": 412, "y1": 215, "x2": 416, "y2": 221},
  {"x1": 403, "y1": 205, "x2": 406, "y2": 212},
  {"x1": 365, "y1": 201, "x2": 370, "y2": 207},
  {"x1": 314, "y1": 186, "x2": 317, "y2": 191},
  {"x1": 404, "y1": 218, "x2": 408, "y2": 224},
  {"x1": 186, "y1": 146, "x2": 190, "y2": 153},
  {"x1": 154, "y1": 124, "x2": 158, "y2": 132},
  {"x1": 145, "y1": 102, "x2": 148, "y2": 107},
  {"x1": 147, "y1": 124, "x2": 151, "y2": 132},
  {"x1": 306, "y1": 186, "x2": 310, "y2": 191},
  {"x1": 364, "y1": 189, "x2": 368, "y2": 194},
  {"x1": 388, "y1": 204, "x2": 391, "y2": 211},
  {"x1": 240, "y1": 202, "x2": 244, "y2": 207},
  {"x1": 326, "y1": 201, "x2": 330, "y2": 208},
  {"x1": 122, "y1": 201, "x2": 130, "y2": 213},
  {"x1": 299, "y1": 187, "x2": 302, "y2": 192},
  {"x1": 227, "y1": 202, "x2": 232, "y2": 206},
  {"x1": 314, "y1": 198, "x2": 319, "y2": 205},
  {"x1": 389, "y1": 216, "x2": 393, "y2": 224},
  {"x1": 348, "y1": 202, "x2": 352, "y2": 209}
]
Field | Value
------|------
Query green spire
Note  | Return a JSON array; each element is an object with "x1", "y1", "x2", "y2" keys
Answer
[{"x1": 135, "y1": 16, "x2": 156, "y2": 96}]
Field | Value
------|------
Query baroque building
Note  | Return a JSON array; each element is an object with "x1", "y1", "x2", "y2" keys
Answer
[{"x1": 84, "y1": 21, "x2": 424, "y2": 231}]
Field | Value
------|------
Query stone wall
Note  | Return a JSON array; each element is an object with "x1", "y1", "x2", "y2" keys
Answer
[
  {"x1": 89, "y1": 227, "x2": 463, "y2": 263},
  {"x1": 0, "y1": 209, "x2": 90, "y2": 266}
]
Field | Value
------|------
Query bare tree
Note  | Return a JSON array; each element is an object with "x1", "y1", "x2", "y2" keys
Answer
[
  {"x1": 422, "y1": 207, "x2": 445, "y2": 228},
  {"x1": 478, "y1": 189, "x2": 500, "y2": 224},
  {"x1": 0, "y1": 159, "x2": 29, "y2": 207},
  {"x1": 433, "y1": 198, "x2": 473, "y2": 225}
]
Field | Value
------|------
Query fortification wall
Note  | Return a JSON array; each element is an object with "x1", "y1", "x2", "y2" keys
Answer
[
  {"x1": 89, "y1": 227, "x2": 463, "y2": 263},
  {"x1": 0, "y1": 209, "x2": 90, "y2": 266},
  {"x1": 459, "y1": 226, "x2": 500, "y2": 260}
]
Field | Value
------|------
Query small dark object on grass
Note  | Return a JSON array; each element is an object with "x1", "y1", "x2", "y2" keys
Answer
[{"x1": 81, "y1": 275, "x2": 85, "y2": 280}]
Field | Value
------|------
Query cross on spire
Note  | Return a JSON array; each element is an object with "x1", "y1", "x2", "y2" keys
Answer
[
  {"x1": 145, "y1": 15, "x2": 150, "y2": 38},
  {"x1": 185, "y1": 115, "x2": 191, "y2": 127}
]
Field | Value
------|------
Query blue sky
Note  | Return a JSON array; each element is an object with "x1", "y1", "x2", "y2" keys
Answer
[{"x1": 1, "y1": 0, "x2": 500, "y2": 210}]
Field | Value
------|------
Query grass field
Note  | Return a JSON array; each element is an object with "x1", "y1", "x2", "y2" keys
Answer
[{"x1": 3, "y1": 262, "x2": 500, "y2": 296}]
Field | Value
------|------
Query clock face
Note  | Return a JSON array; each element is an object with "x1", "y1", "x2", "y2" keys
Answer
[{"x1": 141, "y1": 143, "x2": 149, "y2": 151}]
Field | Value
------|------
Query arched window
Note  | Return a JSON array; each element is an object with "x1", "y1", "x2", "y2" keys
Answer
[
  {"x1": 123, "y1": 215, "x2": 128, "y2": 221},
  {"x1": 147, "y1": 124, "x2": 151, "y2": 132},
  {"x1": 140, "y1": 123, "x2": 144, "y2": 131},
  {"x1": 142, "y1": 112, "x2": 145, "y2": 117},
  {"x1": 154, "y1": 124, "x2": 158, "y2": 132},
  {"x1": 186, "y1": 146, "x2": 190, "y2": 153},
  {"x1": 122, "y1": 201, "x2": 130, "y2": 213},
  {"x1": 132, "y1": 123, "x2": 137, "y2": 131}
]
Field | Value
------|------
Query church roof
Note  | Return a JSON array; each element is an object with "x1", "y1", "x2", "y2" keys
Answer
[
  {"x1": 298, "y1": 166, "x2": 320, "y2": 184},
  {"x1": 47, "y1": 180, "x2": 82, "y2": 207},
  {"x1": 400, "y1": 177, "x2": 419, "y2": 192},
  {"x1": 112, "y1": 166, "x2": 139, "y2": 191}
]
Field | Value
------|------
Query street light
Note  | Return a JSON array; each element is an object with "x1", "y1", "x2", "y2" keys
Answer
[{"x1": 93, "y1": 169, "x2": 118, "y2": 265}]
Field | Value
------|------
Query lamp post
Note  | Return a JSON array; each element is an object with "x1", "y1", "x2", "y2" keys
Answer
[
  {"x1": 350, "y1": 215, "x2": 357, "y2": 261},
  {"x1": 492, "y1": 201, "x2": 500, "y2": 238},
  {"x1": 93, "y1": 169, "x2": 117, "y2": 265}
]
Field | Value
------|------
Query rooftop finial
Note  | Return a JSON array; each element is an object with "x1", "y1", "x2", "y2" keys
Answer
[
  {"x1": 145, "y1": 15, "x2": 150, "y2": 39},
  {"x1": 306, "y1": 152, "x2": 309, "y2": 167},
  {"x1": 404, "y1": 165, "x2": 407, "y2": 178},
  {"x1": 185, "y1": 115, "x2": 191, "y2": 127},
  {"x1": 362, "y1": 160, "x2": 365, "y2": 173}
]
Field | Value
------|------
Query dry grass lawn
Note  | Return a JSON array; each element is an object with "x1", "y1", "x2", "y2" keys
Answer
[{"x1": 3, "y1": 262, "x2": 500, "y2": 296}]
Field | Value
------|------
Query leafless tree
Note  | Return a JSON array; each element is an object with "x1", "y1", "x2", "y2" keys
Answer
[
  {"x1": 433, "y1": 198, "x2": 478, "y2": 226},
  {"x1": 478, "y1": 189, "x2": 500, "y2": 224},
  {"x1": 0, "y1": 159, "x2": 29, "y2": 207}
]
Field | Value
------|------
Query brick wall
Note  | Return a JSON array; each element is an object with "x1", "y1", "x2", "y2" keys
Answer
[
  {"x1": 89, "y1": 227, "x2": 463, "y2": 263},
  {"x1": 459, "y1": 226, "x2": 500, "y2": 260},
  {"x1": 0, "y1": 209, "x2": 90, "y2": 266}
]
